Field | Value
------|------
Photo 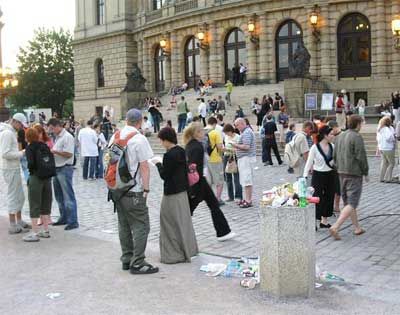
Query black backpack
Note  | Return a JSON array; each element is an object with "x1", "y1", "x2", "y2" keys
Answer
[{"x1": 35, "y1": 143, "x2": 56, "y2": 179}]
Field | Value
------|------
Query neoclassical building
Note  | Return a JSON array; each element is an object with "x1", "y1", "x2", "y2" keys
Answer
[{"x1": 73, "y1": 0, "x2": 400, "y2": 119}]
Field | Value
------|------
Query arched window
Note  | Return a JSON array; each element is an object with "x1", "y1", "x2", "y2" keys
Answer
[
  {"x1": 184, "y1": 36, "x2": 200, "y2": 89},
  {"x1": 224, "y1": 28, "x2": 246, "y2": 84},
  {"x1": 275, "y1": 20, "x2": 303, "y2": 81},
  {"x1": 154, "y1": 46, "x2": 165, "y2": 92},
  {"x1": 96, "y1": 0, "x2": 105, "y2": 25},
  {"x1": 153, "y1": 0, "x2": 165, "y2": 10},
  {"x1": 337, "y1": 13, "x2": 371, "y2": 78},
  {"x1": 96, "y1": 59, "x2": 105, "y2": 88}
]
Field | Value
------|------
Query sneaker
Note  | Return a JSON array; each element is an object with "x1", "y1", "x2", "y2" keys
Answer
[
  {"x1": 37, "y1": 230, "x2": 50, "y2": 238},
  {"x1": 23, "y1": 233, "x2": 40, "y2": 242},
  {"x1": 217, "y1": 232, "x2": 236, "y2": 242},
  {"x1": 218, "y1": 200, "x2": 226, "y2": 206},
  {"x1": 8, "y1": 225, "x2": 24, "y2": 234},
  {"x1": 18, "y1": 220, "x2": 32, "y2": 229}
]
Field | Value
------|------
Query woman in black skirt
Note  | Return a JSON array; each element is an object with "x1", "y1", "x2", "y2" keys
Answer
[
  {"x1": 183, "y1": 123, "x2": 235, "y2": 242},
  {"x1": 303, "y1": 126, "x2": 336, "y2": 229}
]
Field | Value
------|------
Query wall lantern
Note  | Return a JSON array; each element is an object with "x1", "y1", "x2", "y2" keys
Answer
[
  {"x1": 159, "y1": 37, "x2": 170, "y2": 57},
  {"x1": 196, "y1": 23, "x2": 209, "y2": 50},
  {"x1": 247, "y1": 18, "x2": 259, "y2": 45},
  {"x1": 310, "y1": 5, "x2": 321, "y2": 42},
  {"x1": 392, "y1": 19, "x2": 400, "y2": 49}
]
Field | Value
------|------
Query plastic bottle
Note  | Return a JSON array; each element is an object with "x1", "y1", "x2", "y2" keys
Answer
[
  {"x1": 298, "y1": 177, "x2": 308, "y2": 208},
  {"x1": 224, "y1": 260, "x2": 243, "y2": 277}
]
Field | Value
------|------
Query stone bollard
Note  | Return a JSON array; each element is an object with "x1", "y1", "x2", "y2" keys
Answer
[{"x1": 259, "y1": 206, "x2": 315, "y2": 298}]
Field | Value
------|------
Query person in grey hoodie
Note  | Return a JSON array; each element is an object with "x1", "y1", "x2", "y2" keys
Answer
[{"x1": 0, "y1": 113, "x2": 31, "y2": 234}]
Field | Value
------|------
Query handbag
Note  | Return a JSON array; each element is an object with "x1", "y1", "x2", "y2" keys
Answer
[
  {"x1": 225, "y1": 156, "x2": 238, "y2": 174},
  {"x1": 187, "y1": 163, "x2": 200, "y2": 186}
]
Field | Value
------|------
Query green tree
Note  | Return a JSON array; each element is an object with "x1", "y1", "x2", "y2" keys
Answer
[{"x1": 11, "y1": 28, "x2": 74, "y2": 117}]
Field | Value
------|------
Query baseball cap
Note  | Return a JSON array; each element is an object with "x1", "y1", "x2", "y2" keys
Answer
[
  {"x1": 12, "y1": 113, "x2": 28, "y2": 128},
  {"x1": 126, "y1": 108, "x2": 142, "y2": 123}
]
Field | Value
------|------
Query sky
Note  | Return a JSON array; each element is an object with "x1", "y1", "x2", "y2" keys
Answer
[{"x1": 0, "y1": 0, "x2": 75, "y2": 71}]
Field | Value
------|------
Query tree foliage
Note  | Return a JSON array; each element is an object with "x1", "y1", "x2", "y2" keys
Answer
[{"x1": 11, "y1": 28, "x2": 74, "y2": 117}]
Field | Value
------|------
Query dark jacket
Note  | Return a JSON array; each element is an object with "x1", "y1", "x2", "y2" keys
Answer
[
  {"x1": 263, "y1": 120, "x2": 278, "y2": 142},
  {"x1": 156, "y1": 146, "x2": 188, "y2": 195},
  {"x1": 185, "y1": 139, "x2": 204, "y2": 177},
  {"x1": 25, "y1": 141, "x2": 50, "y2": 176}
]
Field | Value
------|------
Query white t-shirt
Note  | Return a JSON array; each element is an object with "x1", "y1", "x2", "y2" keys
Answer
[
  {"x1": 198, "y1": 102, "x2": 207, "y2": 118},
  {"x1": 78, "y1": 127, "x2": 99, "y2": 157},
  {"x1": 53, "y1": 129, "x2": 75, "y2": 167},
  {"x1": 303, "y1": 143, "x2": 335, "y2": 177},
  {"x1": 377, "y1": 126, "x2": 396, "y2": 151},
  {"x1": 109, "y1": 125, "x2": 153, "y2": 192},
  {"x1": 142, "y1": 120, "x2": 152, "y2": 131}
]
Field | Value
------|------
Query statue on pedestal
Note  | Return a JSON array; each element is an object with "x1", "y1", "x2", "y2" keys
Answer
[
  {"x1": 123, "y1": 63, "x2": 147, "y2": 92},
  {"x1": 288, "y1": 41, "x2": 311, "y2": 78}
]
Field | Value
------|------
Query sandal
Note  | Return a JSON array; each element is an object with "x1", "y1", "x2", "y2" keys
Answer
[
  {"x1": 130, "y1": 262, "x2": 159, "y2": 275},
  {"x1": 239, "y1": 201, "x2": 253, "y2": 208},
  {"x1": 354, "y1": 229, "x2": 366, "y2": 236}
]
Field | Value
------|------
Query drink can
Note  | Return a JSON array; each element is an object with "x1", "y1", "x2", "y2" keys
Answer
[{"x1": 240, "y1": 278, "x2": 257, "y2": 289}]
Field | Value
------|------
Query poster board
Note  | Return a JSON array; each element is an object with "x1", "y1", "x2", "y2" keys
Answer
[
  {"x1": 321, "y1": 93, "x2": 334, "y2": 111},
  {"x1": 304, "y1": 93, "x2": 318, "y2": 111}
]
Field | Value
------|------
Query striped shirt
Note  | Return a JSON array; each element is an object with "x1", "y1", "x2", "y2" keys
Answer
[{"x1": 236, "y1": 127, "x2": 256, "y2": 159}]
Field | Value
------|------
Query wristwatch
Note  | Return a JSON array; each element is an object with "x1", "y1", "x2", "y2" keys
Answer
[{"x1": 143, "y1": 189, "x2": 150, "y2": 193}]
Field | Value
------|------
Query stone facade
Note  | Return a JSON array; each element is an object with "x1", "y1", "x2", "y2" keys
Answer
[{"x1": 73, "y1": 0, "x2": 400, "y2": 119}]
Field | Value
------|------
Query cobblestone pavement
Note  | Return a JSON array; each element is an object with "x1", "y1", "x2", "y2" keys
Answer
[{"x1": 1, "y1": 157, "x2": 400, "y2": 302}]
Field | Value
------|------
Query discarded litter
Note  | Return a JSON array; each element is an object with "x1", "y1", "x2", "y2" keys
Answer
[
  {"x1": 101, "y1": 229, "x2": 116, "y2": 234},
  {"x1": 200, "y1": 263, "x2": 227, "y2": 277},
  {"x1": 46, "y1": 293, "x2": 62, "y2": 300},
  {"x1": 240, "y1": 278, "x2": 257, "y2": 289},
  {"x1": 315, "y1": 282, "x2": 323, "y2": 288},
  {"x1": 316, "y1": 264, "x2": 345, "y2": 283}
]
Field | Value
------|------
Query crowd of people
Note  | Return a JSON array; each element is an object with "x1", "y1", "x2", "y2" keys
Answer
[{"x1": 2, "y1": 86, "x2": 400, "y2": 275}]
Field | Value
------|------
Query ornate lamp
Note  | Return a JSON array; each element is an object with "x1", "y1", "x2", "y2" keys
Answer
[
  {"x1": 392, "y1": 19, "x2": 400, "y2": 49},
  {"x1": 159, "y1": 37, "x2": 170, "y2": 57},
  {"x1": 248, "y1": 18, "x2": 259, "y2": 45},
  {"x1": 196, "y1": 23, "x2": 209, "y2": 50},
  {"x1": 310, "y1": 5, "x2": 321, "y2": 42}
]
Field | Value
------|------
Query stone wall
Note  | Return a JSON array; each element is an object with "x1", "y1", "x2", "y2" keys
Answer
[{"x1": 73, "y1": 0, "x2": 400, "y2": 119}]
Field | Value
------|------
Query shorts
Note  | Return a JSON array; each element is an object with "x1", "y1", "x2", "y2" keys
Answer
[
  {"x1": 2, "y1": 169, "x2": 25, "y2": 214},
  {"x1": 334, "y1": 172, "x2": 341, "y2": 196},
  {"x1": 207, "y1": 162, "x2": 224, "y2": 186},
  {"x1": 238, "y1": 156, "x2": 256, "y2": 187},
  {"x1": 340, "y1": 175, "x2": 363, "y2": 209},
  {"x1": 28, "y1": 175, "x2": 52, "y2": 218}
]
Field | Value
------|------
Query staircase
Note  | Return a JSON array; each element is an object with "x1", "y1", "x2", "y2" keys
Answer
[{"x1": 145, "y1": 83, "x2": 379, "y2": 157}]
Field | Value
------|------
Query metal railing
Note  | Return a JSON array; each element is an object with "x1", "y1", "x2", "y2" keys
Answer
[
  {"x1": 145, "y1": 9, "x2": 163, "y2": 22},
  {"x1": 175, "y1": 0, "x2": 198, "y2": 13}
]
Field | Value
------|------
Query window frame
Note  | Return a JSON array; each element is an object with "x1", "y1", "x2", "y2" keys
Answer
[
  {"x1": 224, "y1": 28, "x2": 246, "y2": 82},
  {"x1": 154, "y1": 46, "x2": 165, "y2": 92},
  {"x1": 184, "y1": 36, "x2": 200, "y2": 89},
  {"x1": 96, "y1": 59, "x2": 105, "y2": 88},
  {"x1": 96, "y1": 0, "x2": 105, "y2": 25}
]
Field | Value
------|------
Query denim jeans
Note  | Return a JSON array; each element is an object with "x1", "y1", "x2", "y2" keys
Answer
[
  {"x1": 83, "y1": 156, "x2": 97, "y2": 179},
  {"x1": 177, "y1": 115, "x2": 187, "y2": 133},
  {"x1": 152, "y1": 115, "x2": 160, "y2": 133},
  {"x1": 223, "y1": 155, "x2": 242, "y2": 200},
  {"x1": 53, "y1": 166, "x2": 78, "y2": 226},
  {"x1": 96, "y1": 149, "x2": 104, "y2": 179},
  {"x1": 20, "y1": 155, "x2": 29, "y2": 183}
]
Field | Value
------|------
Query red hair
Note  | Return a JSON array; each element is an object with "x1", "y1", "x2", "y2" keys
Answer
[
  {"x1": 33, "y1": 124, "x2": 50, "y2": 142},
  {"x1": 26, "y1": 128, "x2": 39, "y2": 143}
]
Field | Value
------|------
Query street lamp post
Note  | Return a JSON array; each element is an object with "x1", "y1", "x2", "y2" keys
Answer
[{"x1": 0, "y1": 6, "x2": 18, "y2": 122}]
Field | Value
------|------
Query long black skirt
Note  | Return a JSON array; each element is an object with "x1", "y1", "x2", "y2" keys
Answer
[{"x1": 311, "y1": 170, "x2": 335, "y2": 220}]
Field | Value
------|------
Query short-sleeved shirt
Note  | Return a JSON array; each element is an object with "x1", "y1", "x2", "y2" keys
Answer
[
  {"x1": 53, "y1": 129, "x2": 75, "y2": 167},
  {"x1": 109, "y1": 125, "x2": 153, "y2": 192},
  {"x1": 236, "y1": 127, "x2": 256, "y2": 159},
  {"x1": 208, "y1": 129, "x2": 223, "y2": 163},
  {"x1": 294, "y1": 131, "x2": 310, "y2": 156}
]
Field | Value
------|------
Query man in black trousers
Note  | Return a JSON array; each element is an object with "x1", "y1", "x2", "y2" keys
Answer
[{"x1": 262, "y1": 114, "x2": 283, "y2": 166}]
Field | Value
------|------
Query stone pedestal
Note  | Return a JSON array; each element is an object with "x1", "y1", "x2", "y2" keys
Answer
[
  {"x1": 120, "y1": 91, "x2": 150, "y2": 118},
  {"x1": 283, "y1": 78, "x2": 312, "y2": 118},
  {"x1": 259, "y1": 206, "x2": 315, "y2": 298}
]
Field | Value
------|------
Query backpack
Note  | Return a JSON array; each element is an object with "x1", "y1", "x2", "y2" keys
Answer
[
  {"x1": 202, "y1": 129, "x2": 216, "y2": 156},
  {"x1": 284, "y1": 134, "x2": 301, "y2": 168},
  {"x1": 35, "y1": 143, "x2": 56, "y2": 179},
  {"x1": 104, "y1": 131, "x2": 139, "y2": 193}
]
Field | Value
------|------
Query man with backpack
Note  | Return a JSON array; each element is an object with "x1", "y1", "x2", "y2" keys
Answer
[
  {"x1": 106, "y1": 108, "x2": 158, "y2": 275},
  {"x1": 47, "y1": 118, "x2": 79, "y2": 231},
  {"x1": 0, "y1": 113, "x2": 31, "y2": 234}
]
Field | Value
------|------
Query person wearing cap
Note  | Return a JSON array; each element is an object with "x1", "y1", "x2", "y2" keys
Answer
[
  {"x1": 47, "y1": 118, "x2": 79, "y2": 231},
  {"x1": 0, "y1": 113, "x2": 31, "y2": 234},
  {"x1": 108, "y1": 108, "x2": 159, "y2": 274}
]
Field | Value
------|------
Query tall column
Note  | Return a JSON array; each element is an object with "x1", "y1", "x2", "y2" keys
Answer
[
  {"x1": 164, "y1": 34, "x2": 172, "y2": 91},
  {"x1": 374, "y1": 0, "x2": 387, "y2": 77},
  {"x1": 258, "y1": 14, "x2": 268, "y2": 82},
  {"x1": 137, "y1": 39, "x2": 143, "y2": 73},
  {"x1": 320, "y1": 5, "x2": 332, "y2": 79},
  {"x1": 142, "y1": 39, "x2": 152, "y2": 91},
  {"x1": 245, "y1": 35, "x2": 257, "y2": 84},
  {"x1": 209, "y1": 22, "x2": 219, "y2": 83},
  {"x1": 392, "y1": 1, "x2": 400, "y2": 76},
  {"x1": 170, "y1": 32, "x2": 180, "y2": 87},
  {"x1": 265, "y1": 13, "x2": 276, "y2": 83}
]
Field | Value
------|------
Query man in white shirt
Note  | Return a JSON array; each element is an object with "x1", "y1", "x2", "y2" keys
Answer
[
  {"x1": 78, "y1": 120, "x2": 99, "y2": 180},
  {"x1": 108, "y1": 108, "x2": 158, "y2": 275},
  {"x1": 141, "y1": 116, "x2": 153, "y2": 137},
  {"x1": 293, "y1": 121, "x2": 313, "y2": 177},
  {"x1": 48, "y1": 118, "x2": 79, "y2": 230},
  {"x1": 198, "y1": 98, "x2": 207, "y2": 127}
]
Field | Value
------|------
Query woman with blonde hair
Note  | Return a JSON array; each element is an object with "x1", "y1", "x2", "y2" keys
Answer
[
  {"x1": 183, "y1": 123, "x2": 235, "y2": 242},
  {"x1": 377, "y1": 116, "x2": 397, "y2": 183}
]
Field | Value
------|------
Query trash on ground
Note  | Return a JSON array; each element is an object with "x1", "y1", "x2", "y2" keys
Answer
[
  {"x1": 241, "y1": 278, "x2": 257, "y2": 289},
  {"x1": 46, "y1": 292, "x2": 62, "y2": 300},
  {"x1": 315, "y1": 282, "x2": 323, "y2": 288},
  {"x1": 200, "y1": 263, "x2": 227, "y2": 277},
  {"x1": 316, "y1": 264, "x2": 345, "y2": 283},
  {"x1": 101, "y1": 229, "x2": 116, "y2": 234}
]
